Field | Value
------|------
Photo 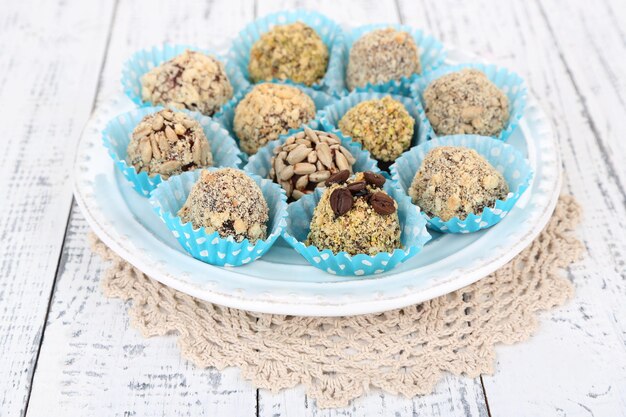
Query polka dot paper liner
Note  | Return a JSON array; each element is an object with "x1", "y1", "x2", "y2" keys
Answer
[
  {"x1": 102, "y1": 106, "x2": 242, "y2": 197},
  {"x1": 149, "y1": 168, "x2": 288, "y2": 266},
  {"x1": 282, "y1": 181, "x2": 431, "y2": 276},
  {"x1": 121, "y1": 44, "x2": 250, "y2": 113},
  {"x1": 226, "y1": 10, "x2": 345, "y2": 95},
  {"x1": 411, "y1": 62, "x2": 527, "y2": 142},
  {"x1": 335, "y1": 23, "x2": 446, "y2": 97},
  {"x1": 390, "y1": 134, "x2": 533, "y2": 233}
]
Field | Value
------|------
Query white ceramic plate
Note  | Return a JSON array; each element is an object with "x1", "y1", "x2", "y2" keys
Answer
[{"x1": 74, "y1": 49, "x2": 561, "y2": 316}]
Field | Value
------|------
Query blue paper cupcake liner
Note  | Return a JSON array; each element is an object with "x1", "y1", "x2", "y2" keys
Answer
[
  {"x1": 411, "y1": 63, "x2": 528, "y2": 142},
  {"x1": 121, "y1": 44, "x2": 250, "y2": 114},
  {"x1": 319, "y1": 91, "x2": 429, "y2": 157},
  {"x1": 335, "y1": 23, "x2": 446, "y2": 96},
  {"x1": 243, "y1": 125, "x2": 381, "y2": 198},
  {"x1": 226, "y1": 10, "x2": 344, "y2": 95},
  {"x1": 282, "y1": 182, "x2": 431, "y2": 276},
  {"x1": 149, "y1": 168, "x2": 288, "y2": 266},
  {"x1": 390, "y1": 135, "x2": 533, "y2": 233},
  {"x1": 213, "y1": 82, "x2": 336, "y2": 161},
  {"x1": 102, "y1": 106, "x2": 243, "y2": 197}
]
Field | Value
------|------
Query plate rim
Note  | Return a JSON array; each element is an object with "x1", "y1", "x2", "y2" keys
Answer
[{"x1": 74, "y1": 49, "x2": 561, "y2": 317}]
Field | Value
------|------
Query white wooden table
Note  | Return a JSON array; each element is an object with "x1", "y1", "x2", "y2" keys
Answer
[{"x1": 1, "y1": 0, "x2": 625, "y2": 415}]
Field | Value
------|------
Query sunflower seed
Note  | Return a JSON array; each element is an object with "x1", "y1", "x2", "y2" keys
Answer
[
  {"x1": 151, "y1": 114, "x2": 164, "y2": 131},
  {"x1": 316, "y1": 142, "x2": 333, "y2": 168},
  {"x1": 335, "y1": 151, "x2": 350, "y2": 171},
  {"x1": 294, "y1": 162, "x2": 316, "y2": 175},
  {"x1": 309, "y1": 170, "x2": 330, "y2": 183},
  {"x1": 279, "y1": 165, "x2": 294, "y2": 181},
  {"x1": 295, "y1": 174, "x2": 308, "y2": 190},
  {"x1": 286, "y1": 145, "x2": 311, "y2": 164}
]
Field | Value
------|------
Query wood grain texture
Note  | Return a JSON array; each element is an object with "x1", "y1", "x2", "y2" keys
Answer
[
  {"x1": 24, "y1": 1, "x2": 258, "y2": 416},
  {"x1": 397, "y1": 0, "x2": 626, "y2": 415},
  {"x1": 255, "y1": 1, "x2": 489, "y2": 414},
  {"x1": 26, "y1": 205, "x2": 258, "y2": 417},
  {"x1": 2, "y1": 0, "x2": 626, "y2": 415},
  {"x1": 0, "y1": 1, "x2": 116, "y2": 416}
]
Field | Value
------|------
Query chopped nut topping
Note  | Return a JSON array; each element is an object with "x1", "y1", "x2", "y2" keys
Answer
[
  {"x1": 306, "y1": 172, "x2": 400, "y2": 256},
  {"x1": 234, "y1": 84, "x2": 316, "y2": 155},
  {"x1": 178, "y1": 168, "x2": 268, "y2": 242},
  {"x1": 249, "y1": 22, "x2": 329, "y2": 86},
  {"x1": 338, "y1": 96, "x2": 414, "y2": 162},
  {"x1": 141, "y1": 50, "x2": 233, "y2": 116},
  {"x1": 347, "y1": 28, "x2": 420, "y2": 90},
  {"x1": 423, "y1": 69, "x2": 509, "y2": 136},
  {"x1": 409, "y1": 146, "x2": 509, "y2": 221}
]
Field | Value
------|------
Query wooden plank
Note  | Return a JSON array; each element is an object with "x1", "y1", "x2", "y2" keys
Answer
[
  {"x1": 259, "y1": 377, "x2": 489, "y2": 417},
  {"x1": 26, "y1": 205, "x2": 259, "y2": 417},
  {"x1": 256, "y1": 1, "x2": 489, "y2": 414},
  {"x1": 0, "y1": 1, "x2": 116, "y2": 416},
  {"x1": 538, "y1": 0, "x2": 626, "y2": 196},
  {"x1": 396, "y1": 0, "x2": 626, "y2": 415},
  {"x1": 24, "y1": 0, "x2": 259, "y2": 415}
]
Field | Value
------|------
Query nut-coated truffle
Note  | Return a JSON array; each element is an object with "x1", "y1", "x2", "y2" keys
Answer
[
  {"x1": 178, "y1": 168, "x2": 269, "y2": 242},
  {"x1": 338, "y1": 96, "x2": 414, "y2": 162},
  {"x1": 233, "y1": 83, "x2": 316, "y2": 155},
  {"x1": 423, "y1": 69, "x2": 509, "y2": 136},
  {"x1": 127, "y1": 109, "x2": 213, "y2": 179},
  {"x1": 269, "y1": 127, "x2": 356, "y2": 200},
  {"x1": 248, "y1": 22, "x2": 329, "y2": 86},
  {"x1": 408, "y1": 146, "x2": 509, "y2": 221},
  {"x1": 306, "y1": 172, "x2": 401, "y2": 255},
  {"x1": 346, "y1": 28, "x2": 420, "y2": 90},
  {"x1": 141, "y1": 50, "x2": 233, "y2": 116}
]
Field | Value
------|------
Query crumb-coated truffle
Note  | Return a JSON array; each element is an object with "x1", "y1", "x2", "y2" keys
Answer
[
  {"x1": 178, "y1": 168, "x2": 269, "y2": 242},
  {"x1": 141, "y1": 50, "x2": 233, "y2": 116},
  {"x1": 269, "y1": 127, "x2": 356, "y2": 201},
  {"x1": 248, "y1": 22, "x2": 329, "y2": 86},
  {"x1": 409, "y1": 147, "x2": 509, "y2": 221},
  {"x1": 423, "y1": 69, "x2": 509, "y2": 136},
  {"x1": 234, "y1": 83, "x2": 316, "y2": 155},
  {"x1": 306, "y1": 172, "x2": 401, "y2": 255},
  {"x1": 338, "y1": 96, "x2": 414, "y2": 162},
  {"x1": 127, "y1": 109, "x2": 213, "y2": 179},
  {"x1": 346, "y1": 28, "x2": 420, "y2": 90}
]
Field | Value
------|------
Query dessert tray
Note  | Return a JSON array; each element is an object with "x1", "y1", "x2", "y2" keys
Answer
[{"x1": 74, "y1": 48, "x2": 561, "y2": 316}]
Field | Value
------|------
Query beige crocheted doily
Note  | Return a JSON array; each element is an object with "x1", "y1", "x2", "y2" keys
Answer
[{"x1": 92, "y1": 196, "x2": 582, "y2": 408}]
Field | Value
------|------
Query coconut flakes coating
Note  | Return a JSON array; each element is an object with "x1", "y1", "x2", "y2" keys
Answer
[
  {"x1": 306, "y1": 172, "x2": 401, "y2": 255},
  {"x1": 409, "y1": 147, "x2": 509, "y2": 221},
  {"x1": 346, "y1": 28, "x2": 421, "y2": 90},
  {"x1": 233, "y1": 83, "x2": 316, "y2": 155},
  {"x1": 141, "y1": 50, "x2": 234, "y2": 116},
  {"x1": 178, "y1": 168, "x2": 268, "y2": 242},
  {"x1": 423, "y1": 69, "x2": 509, "y2": 136},
  {"x1": 338, "y1": 96, "x2": 414, "y2": 162},
  {"x1": 248, "y1": 22, "x2": 329, "y2": 86},
  {"x1": 126, "y1": 109, "x2": 213, "y2": 179}
]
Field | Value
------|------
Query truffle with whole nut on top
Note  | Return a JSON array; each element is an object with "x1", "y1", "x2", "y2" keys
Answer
[
  {"x1": 338, "y1": 96, "x2": 415, "y2": 162},
  {"x1": 126, "y1": 109, "x2": 213, "y2": 179},
  {"x1": 233, "y1": 83, "x2": 317, "y2": 155},
  {"x1": 140, "y1": 50, "x2": 234, "y2": 116},
  {"x1": 346, "y1": 28, "x2": 421, "y2": 90},
  {"x1": 409, "y1": 146, "x2": 509, "y2": 221},
  {"x1": 423, "y1": 69, "x2": 509, "y2": 136},
  {"x1": 248, "y1": 22, "x2": 329, "y2": 86},
  {"x1": 269, "y1": 127, "x2": 357, "y2": 200},
  {"x1": 178, "y1": 168, "x2": 269, "y2": 243},
  {"x1": 306, "y1": 171, "x2": 401, "y2": 255}
]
